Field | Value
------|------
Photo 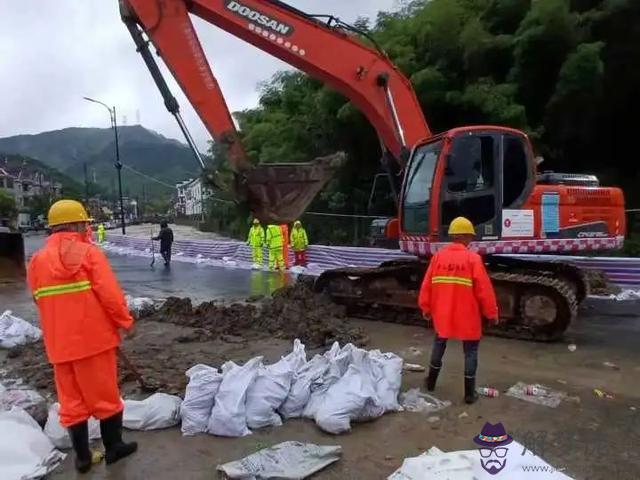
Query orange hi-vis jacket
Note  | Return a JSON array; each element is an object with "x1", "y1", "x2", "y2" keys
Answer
[
  {"x1": 418, "y1": 243, "x2": 498, "y2": 340},
  {"x1": 27, "y1": 232, "x2": 133, "y2": 364}
]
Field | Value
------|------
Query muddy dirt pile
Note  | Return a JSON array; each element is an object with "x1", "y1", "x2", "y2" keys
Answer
[
  {"x1": 141, "y1": 282, "x2": 367, "y2": 349},
  {"x1": 585, "y1": 269, "x2": 621, "y2": 296},
  {"x1": 2, "y1": 283, "x2": 366, "y2": 397}
]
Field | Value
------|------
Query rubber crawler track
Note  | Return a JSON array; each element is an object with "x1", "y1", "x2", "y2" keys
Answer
[{"x1": 314, "y1": 260, "x2": 581, "y2": 342}]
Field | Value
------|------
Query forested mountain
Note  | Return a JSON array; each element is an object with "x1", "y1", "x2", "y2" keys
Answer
[
  {"x1": 0, "y1": 126, "x2": 201, "y2": 198},
  {"x1": 231, "y1": 0, "x2": 639, "y2": 212}
]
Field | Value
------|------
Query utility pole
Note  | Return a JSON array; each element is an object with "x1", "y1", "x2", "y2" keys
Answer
[{"x1": 113, "y1": 105, "x2": 126, "y2": 235}]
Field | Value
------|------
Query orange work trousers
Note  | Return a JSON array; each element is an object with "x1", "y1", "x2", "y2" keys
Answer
[{"x1": 53, "y1": 348, "x2": 123, "y2": 427}]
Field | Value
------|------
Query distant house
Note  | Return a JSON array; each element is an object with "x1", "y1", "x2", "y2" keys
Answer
[
  {"x1": 175, "y1": 177, "x2": 208, "y2": 218},
  {"x1": 1, "y1": 164, "x2": 63, "y2": 228}
]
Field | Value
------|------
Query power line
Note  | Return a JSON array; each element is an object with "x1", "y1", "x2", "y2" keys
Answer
[{"x1": 120, "y1": 163, "x2": 175, "y2": 189}]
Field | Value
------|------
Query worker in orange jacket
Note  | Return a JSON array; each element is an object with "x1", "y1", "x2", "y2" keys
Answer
[
  {"x1": 280, "y1": 224, "x2": 290, "y2": 269},
  {"x1": 418, "y1": 217, "x2": 499, "y2": 404},
  {"x1": 27, "y1": 200, "x2": 137, "y2": 473}
]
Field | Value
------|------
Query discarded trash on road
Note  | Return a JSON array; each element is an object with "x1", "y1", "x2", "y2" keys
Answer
[
  {"x1": 400, "y1": 389, "x2": 451, "y2": 414},
  {"x1": 567, "y1": 344, "x2": 577, "y2": 352},
  {"x1": 123, "y1": 393, "x2": 182, "y2": 430},
  {"x1": 0, "y1": 310, "x2": 42, "y2": 349},
  {"x1": 217, "y1": 441, "x2": 341, "y2": 479},
  {"x1": 388, "y1": 441, "x2": 573, "y2": 479},
  {"x1": 403, "y1": 363, "x2": 426, "y2": 372},
  {"x1": 593, "y1": 388, "x2": 614, "y2": 399},
  {"x1": 477, "y1": 386, "x2": 499, "y2": 398},
  {"x1": 602, "y1": 361, "x2": 620, "y2": 370},
  {"x1": 506, "y1": 382, "x2": 566, "y2": 408},
  {"x1": 0, "y1": 407, "x2": 66, "y2": 480}
]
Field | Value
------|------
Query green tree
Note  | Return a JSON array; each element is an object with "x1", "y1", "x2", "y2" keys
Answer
[{"x1": 0, "y1": 191, "x2": 17, "y2": 221}]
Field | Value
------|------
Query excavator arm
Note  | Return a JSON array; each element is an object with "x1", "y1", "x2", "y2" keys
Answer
[{"x1": 119, "y1": 0, "x2": 431, "y2": 222}]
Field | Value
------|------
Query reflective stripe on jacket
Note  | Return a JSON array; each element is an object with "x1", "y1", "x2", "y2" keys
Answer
[
  {"x1": 265, "y1": 225, "x2": 283, "y2": 249},
  {"x1": 247, "y1": 226, "x2": 265, "y2": 247},
  {"x1": 27, "y1": 232, "x2": 133, "y2": 364},
  {"x1": 418, "y1": 243, "x2": 498, "y2": 340},
  {"x1": 290, "y1": 227, "x2": 308, "y2": 251}
]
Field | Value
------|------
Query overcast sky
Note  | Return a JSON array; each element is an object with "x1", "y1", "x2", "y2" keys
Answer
[{"x1": 1, "y1": 0, "x2": 398, "y2": 151}]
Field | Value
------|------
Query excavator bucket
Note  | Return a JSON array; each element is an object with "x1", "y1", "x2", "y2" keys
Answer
[
  {"x1": 0, "y1": 232, "x2": 26, "y2": 283},
  {"x1": 239, "y1": 152, "x2": 346, "y2": 224}
]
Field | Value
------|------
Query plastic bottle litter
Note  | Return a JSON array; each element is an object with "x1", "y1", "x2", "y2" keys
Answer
[
  {"x1": 525, "y1": 385, "x2": 547, "y2": 396},
  {"x1": 477, "y1": 387, "x2": 499, "y2": 398}
]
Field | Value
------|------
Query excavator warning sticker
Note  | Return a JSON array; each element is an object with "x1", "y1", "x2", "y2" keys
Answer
[{"x1": 502, "y1": 209, "x2": 534, "y2": 238}]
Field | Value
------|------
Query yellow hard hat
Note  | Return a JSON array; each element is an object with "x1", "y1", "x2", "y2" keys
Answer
[
  {"x1": 448, "y1": 217, "x2": 475, "y2": 236},
  {"x1": 48, "y1": 199, "x2": 91, "y2": 227}
]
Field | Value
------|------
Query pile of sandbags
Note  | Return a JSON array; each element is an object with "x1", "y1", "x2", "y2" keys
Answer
[
  {"x1": 180, "y1": 339, "x2": 403, "y2": 437},
  {"x1": 0, "y1": 310, "x2": 42, "y2": 349}
]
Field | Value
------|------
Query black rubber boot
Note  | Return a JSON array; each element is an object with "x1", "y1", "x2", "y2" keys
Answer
[
  {"x1": 425, "y1": 366, "x2": 441, "y2": 392},
  {"x1": 68, "y1": 421, "x2": 92, "y2": 474},
  {"x1": 100, "y1": 411, "x2": 138, "y2": 465},
  {"x1": 464, "y1": 377, "x2": 478, "y2": 404}
]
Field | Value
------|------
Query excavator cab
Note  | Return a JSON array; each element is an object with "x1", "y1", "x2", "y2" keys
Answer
[{"x1": 401, "y1": 126, "x2": 535, "y2": 242}]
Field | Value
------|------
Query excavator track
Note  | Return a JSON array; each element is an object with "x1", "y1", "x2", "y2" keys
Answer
[{"x1": 313, "y1": 257, "x2": 583, "y2": 342}]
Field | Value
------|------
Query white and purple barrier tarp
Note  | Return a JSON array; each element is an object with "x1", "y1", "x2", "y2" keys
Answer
[{"x1": 103, "y1": 234, "x2": 640, "y2": 288}]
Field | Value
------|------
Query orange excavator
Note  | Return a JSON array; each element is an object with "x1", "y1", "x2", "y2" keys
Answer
[{"x1": 119, "y1": 0, "x2": 626, "y2": 340}]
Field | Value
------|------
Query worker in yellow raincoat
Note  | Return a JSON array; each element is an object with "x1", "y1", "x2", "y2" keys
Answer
[
  {"x1": 290, "y1": 220, "x2": 309, "y2": 266},
  {"x1": 265, "y1": 224, "x2": 284, "y2": 271},
  {"x1": 97, "y1": 223, "x2": 106, "y2": 244},
  {"x1": 246, "y1": 219, "x2": 265, "y2": 267}
]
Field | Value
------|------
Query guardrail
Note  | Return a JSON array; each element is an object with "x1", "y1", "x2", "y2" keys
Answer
[{"x1": 105, "y1": 234, "x2": 640, "y2": 288}]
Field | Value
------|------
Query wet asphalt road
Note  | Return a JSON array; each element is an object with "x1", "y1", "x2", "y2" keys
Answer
[
  {"x1": 4, "y1": 234, "x2": 294, "y2": 321},
  {"x1": 5, "y1": 234, "x2": 640, "y2": 352}
]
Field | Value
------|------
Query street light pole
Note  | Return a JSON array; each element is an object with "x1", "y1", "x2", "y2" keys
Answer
[
  {"x1": 83, "y1": 96, "x2": 126, "y2": 235},
  {"x1": 112, "y1": 106, "x2": 126, "y2": 235}
]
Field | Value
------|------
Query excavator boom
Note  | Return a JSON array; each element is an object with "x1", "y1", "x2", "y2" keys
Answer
[{"x1": 120, "y1": 0, "x2": 431, "y2": 223}]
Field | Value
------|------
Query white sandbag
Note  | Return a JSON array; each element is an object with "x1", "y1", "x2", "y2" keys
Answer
[
  {"x1": 388, "y1": 442, "x2": 574, "y2": 479},
  {"x1": 245, "y1": 358, "x2": 294, "y2": 429},
  {"x1": 0, "y1": 407, "x2": 66, "y2": 479},
  {"x1": 44, "y1": 403, "x2": 102, "y2": 450},
  {"x1": 0, "y1": 310, "x2": 42, "y2": 349},
  {"x1": 282, "y1": 338, "x2": 307, "y2": 371},
  {"x1": 208, "y1": 356, "x2": 263, "y2": 437},
  {"x1": 303, "y1": 343, "x2": 356, "y2": 419},
  {"x1": 387, "y1": 447, "x2": 475, "y2": 479},
  {"x1": 181, "y1": 364, "x2": 223, "y2": 436},
  {"x1": 124, "y1": 393, "x2": 182, "y2": 430},
  {"x1": 125, "y1": 295, "x2": 156, "y2": 314},
  {"x1": 314, "y1": 350, "x2": 383, "y2": 434},
  {"x1": 278, "y1": 354, "x2": 329, "y2": 419},
  {"x1": 217, "y1": 441, "x2": 342, "y2": 479},
  {"x1": 369, "y1": 350, "x2": 404, "y2": 412},
  {"x1": 0, "y1": 386, "x2": 48, "y2": 425}
]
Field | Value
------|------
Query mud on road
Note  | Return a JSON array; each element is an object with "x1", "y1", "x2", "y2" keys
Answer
[
  {"x1": 3, "y1": 283, "x2": 639, "y2": 479},
  {"x1": 3, "y1": 282, "x2": 367, "y2": 397}
]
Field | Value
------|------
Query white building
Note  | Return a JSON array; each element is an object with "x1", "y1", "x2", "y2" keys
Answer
[{"x1": 175, "y1": 177, "x2": 208, "y2": 217}]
